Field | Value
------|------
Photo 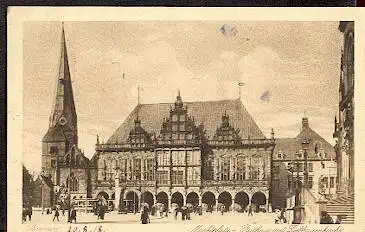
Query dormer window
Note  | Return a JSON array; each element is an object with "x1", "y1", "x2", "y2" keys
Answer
[{"x1": 172, "y1": 114, "x2": 178, "y2": 122}]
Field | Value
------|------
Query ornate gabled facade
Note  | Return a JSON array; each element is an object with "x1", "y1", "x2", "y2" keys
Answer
[
  {"x1": 40, "y1": 26, "x2": 90, "y2": 208},
  {"x1": 92, "y1": 94, "x2": 275, "y2": 213}
]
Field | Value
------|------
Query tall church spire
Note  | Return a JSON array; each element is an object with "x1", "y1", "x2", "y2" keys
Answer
[{"x1": 44, "y1": 23, "x2": 78, "y2": 146}]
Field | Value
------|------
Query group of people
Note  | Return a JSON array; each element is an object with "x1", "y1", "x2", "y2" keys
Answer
[
  {"x1": 174, "y1": 205, "x2": 193, "y2": 220},
  {"x1": 320, "y1": 211, "x2": 342, "y2": 224}
]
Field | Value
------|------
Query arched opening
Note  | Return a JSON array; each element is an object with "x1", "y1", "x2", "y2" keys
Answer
[
  {"x1": 125, "y1": 191, "x2": 139, "y2": 213},
  {"x1": 141, "y1": 191, "x2": 154, "y2": 208},
  {"x1": 202, "y1": 191, "x2": 216, "y2": 212},
  {"x1": 186, "y1": 192, "x2": 199, "y2": 207},
  {"x1": 251, "y1": 191, "x2": 267, "y2": 212},
  {"x1": 97, "y1": 191, "x2": 109, "y2": 200},
  {"x1": 218, "y1": 191, "x2": 232, "y2": 211},
  {"x1": 156, "y1": 191, "x2": 169, "y2": 212},
  {"x1": 234, "y1": 191, "x2": 249, "y2": 212},
  {"x1": 171, "y1": 192, "x2": 184, "y2": 207}
]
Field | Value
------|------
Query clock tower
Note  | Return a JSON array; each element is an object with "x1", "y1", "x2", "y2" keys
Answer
[{"x1": 41, "y1": 24, "x2": 78, "y2": 184}]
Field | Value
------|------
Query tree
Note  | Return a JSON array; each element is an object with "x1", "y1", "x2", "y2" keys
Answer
[{"x1": 23, "y1": 165, "x2": 34, "y2": 207}]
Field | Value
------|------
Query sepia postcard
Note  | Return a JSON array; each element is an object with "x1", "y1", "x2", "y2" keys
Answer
[{"x1": 7, "y1": 7, "x2": 365, "y2": 232}]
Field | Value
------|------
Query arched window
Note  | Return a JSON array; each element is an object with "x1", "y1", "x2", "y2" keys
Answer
[{"x1": 67, "y1": 173, "x2": 78, "y2": 192}]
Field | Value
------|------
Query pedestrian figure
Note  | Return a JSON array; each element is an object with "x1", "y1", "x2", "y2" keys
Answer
[
  {"x1": 69, "y1": 206, "x2": 77, "y2": 223},
  {"x1": 141, "y1": 206, "x2": 150, "y2": 224},
  {"x1": 53, "y1": 207, "x2": 60, "y2": 222},
  {"x1": 248, "y1": 205, "x2": 253, "y2": 216},
  {"x1": 174, "y1": 207, "x2": 178, "y2": 220},
  {"x1": 62, "y1": 207, "x2": 65, "y2": 216},
  {"x1": 83, "y1": 226, "x2": 88, "y2": 232},
  {"x1": 46, "y1": 208, "x2": 50, "y2": 215},
  {"x1": 22, "y1": 207, "x2": 27, "y2": 222},
  {"x1": 221, "y1": 205, "x2": 225, "y2": 215},
  {"x1": 278, "y1": 208, "x2": 287, "y2": 223}
]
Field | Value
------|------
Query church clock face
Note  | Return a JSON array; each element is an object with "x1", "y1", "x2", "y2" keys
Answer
[{"x1": 59, "y1": 116, "x2": 67, "y2": 126}]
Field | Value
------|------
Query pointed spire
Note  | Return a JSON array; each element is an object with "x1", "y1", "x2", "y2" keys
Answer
[
  {"x1": 271, "y1": 128, "x2": 275, "y2": 139},
  {"x1": 45, "y1": 22, "x2": 78, "y2": 146},
  {"x1": 96, "y1": 134, "x2": 100, "y2": 145}
]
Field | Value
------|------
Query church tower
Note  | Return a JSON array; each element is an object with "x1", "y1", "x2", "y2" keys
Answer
[{"x1": 41, "y1": 24, "x2": 78, "y2": 182}]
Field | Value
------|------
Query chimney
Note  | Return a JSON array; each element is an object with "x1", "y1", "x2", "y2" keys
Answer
[{"x1": 302, "y1": 117, "x2": 309, "y2": 130}]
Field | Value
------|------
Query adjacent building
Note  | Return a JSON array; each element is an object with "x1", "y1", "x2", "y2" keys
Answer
[
  {"x1": 326, "y1": 21, "x2": 354, "y2": 224},
  {"x1": 271, "y1": 117, "x2": 336, "y2": 210}
]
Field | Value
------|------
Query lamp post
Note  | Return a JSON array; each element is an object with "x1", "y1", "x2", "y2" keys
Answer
[{"x1": 302, "y1": 139, "x2": 310, "y2": 188}]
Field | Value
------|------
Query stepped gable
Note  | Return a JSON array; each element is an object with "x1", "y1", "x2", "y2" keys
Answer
[
  {"x1": 107, "y1": 98, "x2": 265, "y2": 144},
  {"x1": 273, "y1": 118, "x2": 335, "y2": 160}
]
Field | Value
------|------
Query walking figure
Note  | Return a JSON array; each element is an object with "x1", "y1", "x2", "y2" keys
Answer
[
  {"x1": 53, "y1": 207, "x2": 60, "y2": 222},
  {"x1": 141, "y1": 206, "x2": 150, "y2": 224},
  {"x1": 248, "y1": 205, "x2": 253, "y2": 216}
]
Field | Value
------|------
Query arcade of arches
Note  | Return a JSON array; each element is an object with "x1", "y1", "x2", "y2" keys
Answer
[{"x1": 103, "y1": 189, "x2": 269, "y2": 212}]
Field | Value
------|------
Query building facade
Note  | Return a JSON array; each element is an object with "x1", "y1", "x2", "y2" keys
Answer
[
  {"x1": 271, "y1": 117, "x2": 336, "y2": 210},
  {"x1": 333, "y1": 21, "x2": 354, "y2": 197},
  {"x1": 90, "y1": 95, "x2": 275, "y2": 213}
]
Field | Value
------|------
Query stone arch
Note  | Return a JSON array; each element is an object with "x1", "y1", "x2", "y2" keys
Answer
[
  {"x1": 234, "y1": 191, "x2": 249, "y2": 212},
  {"x1": 202, "y1": 191, "x2": 216, "y2": 212},
  {"x1": 97, "y1": 191, "x2": 109, "y2": 200},
  {"x1": 251, "y1": 191, "x2": 267, "y2": 212},
  {"x1": 171, "y1": 191, "x2": 184, "y2": 207},
  {"x1": 218, "y1": 191, "x2": 232, "y2": 211},
  {"x1": 123, "y1": 188, "x2": 141, "y2": 199},
  {"x1": 156, "y1": 191, "x2": 169, "y2": 212},
  {"x1": 125, "y1": 190, "x2": 139, "y2": 212},
  {"x1": 186, "y1": 192, "x2": 199, "y2": 207},
  {"x1": 141, "y1": 191, "x2": 154, "y2": 208}
]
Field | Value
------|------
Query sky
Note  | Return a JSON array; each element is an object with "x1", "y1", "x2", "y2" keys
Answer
[{"x1": 23, "y1": 21, "x2": 343, "y2": 174}]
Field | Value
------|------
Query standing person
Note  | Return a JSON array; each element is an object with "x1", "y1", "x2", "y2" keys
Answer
[
  {"x1": 22, "y1": 207, "x2": 27, "y2": 222},
  {"x1": 220, "y1": 205, "x2": 225, "y2": 215},
  {"x1": 141, "y1": 206, "x2": 150, "y2": 224},
  {"x1": 53, "y1": 207, "x2": 60, "y2": 222},
  {"x1": 278, "y1": 208, "x2": 287, "y2": 223},
  {"x1": 248, "y1": 205, "x2": 253, "y2": 216},
  {"x1": 174, "y1": 207, "x2": 178, "y2": 220},
  {"x1": 62, "y1": 206, "x2": 65, "y2": 216},
  {"x1": 28, "y1": 206, "x2": 32, "y2": 221}
]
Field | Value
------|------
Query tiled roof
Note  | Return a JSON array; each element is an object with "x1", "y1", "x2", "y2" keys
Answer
[
  {"x1": 273, "y1": 126, "x2": 335, "y2": 160},
  {"x1": 42, "y1": 125, "x2": 67, "y2": 142},
  {"x1": 107, "y1": 98, "x2": 266, "y2": 143}
]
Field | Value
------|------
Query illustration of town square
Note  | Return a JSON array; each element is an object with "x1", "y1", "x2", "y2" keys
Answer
[{"x1": 22, "y1": 21, "x2": 354, "y2": 228}]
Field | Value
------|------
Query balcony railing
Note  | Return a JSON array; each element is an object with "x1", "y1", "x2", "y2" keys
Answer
[
  {"x1": 207, "y1": 139, "x2": 274, "y2": 147},
  {"x1": 201, "y1": 179, "x2": 269, "y2": 187},
  {"x1": 119, "y1": 180, "x2": 156, "y2": 187}
]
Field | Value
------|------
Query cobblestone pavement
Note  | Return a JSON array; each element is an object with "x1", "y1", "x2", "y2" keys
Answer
[{"x1": 22, "y1": 210, "x2": 280, "y2": 231}]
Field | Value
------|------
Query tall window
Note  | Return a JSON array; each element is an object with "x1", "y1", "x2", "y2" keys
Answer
[
  {"x1": 323, "y1": 177, "x2": 328, "y2": 188},
  {"x1": 236, "y1": 157, "x2": 246, "y2": 180},
  {"x1": 146, "y1": 159, "x2": 155, "y2": 181},
  {"x1": 133, "y1": 159, "x2": 141, "y2": 180},
  {"x1": 67, "y1": 174, "x2": 78, "y2": 192},
  {"x1": 172, "y1": 151, "x2": 184, "y2": 165},
  {"x1": 308, "y1": 176, "x2": 313, "y2": 189},
  {"x1": 347, "y1": 35, "x2": 354, "y2": 90},
  {"x1": 330, "y1": 177, "x2": 335, "y2": 188},
  {"x1": 308, "y1": 163, "x2": 313, "y2": 172},
  {"x1": 156, "y1": 170, "x2": 169, "y2": 185},
  {"x1": 221, "y1": 158, "x2": 230, "y2": 181},
  {"x1": 171, "y1": 170, "x2": 184, "y2": 185}
]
